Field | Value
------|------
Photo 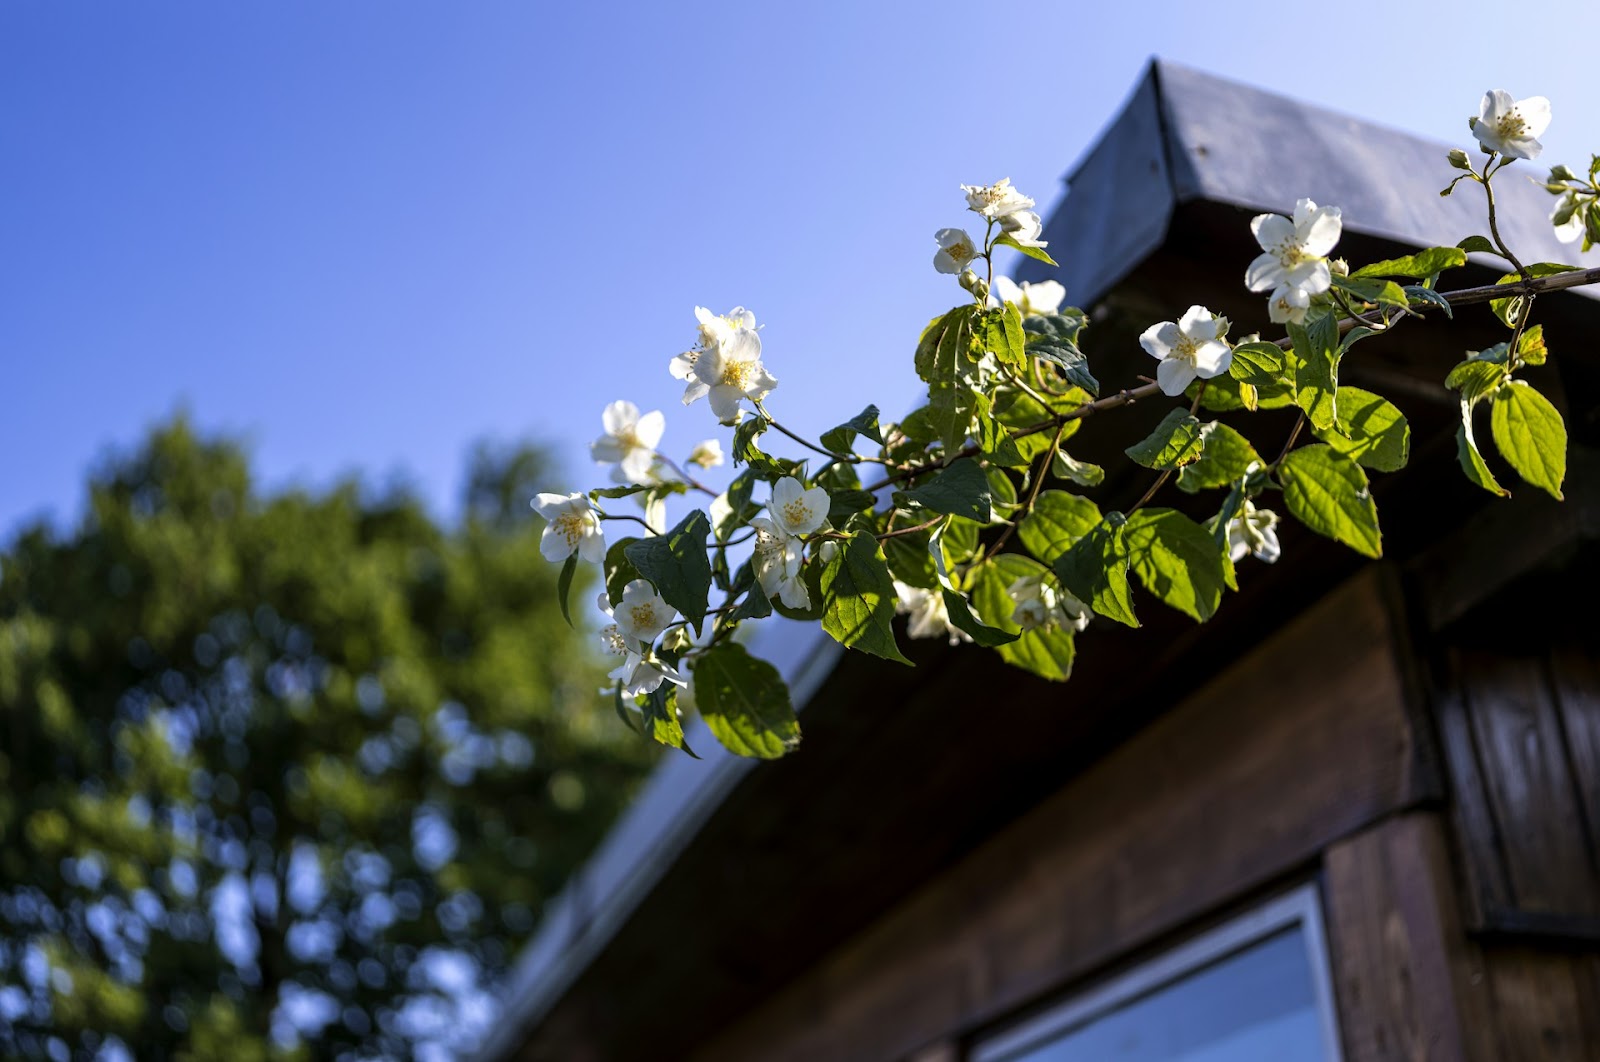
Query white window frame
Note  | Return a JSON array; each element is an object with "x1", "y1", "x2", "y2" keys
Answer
[{"x1": 971, "y1": 884, "x2": 1344, "y2": 1062}]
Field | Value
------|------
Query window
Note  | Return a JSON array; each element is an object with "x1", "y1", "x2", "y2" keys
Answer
[{"x1": 971, "y1": 886, "x2": 1342, "y2": 1062}]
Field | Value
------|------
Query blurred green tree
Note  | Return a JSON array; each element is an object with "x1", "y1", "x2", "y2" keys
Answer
[{"x1": 0, "y1": 419, "x2": 654, "y2": 1059}]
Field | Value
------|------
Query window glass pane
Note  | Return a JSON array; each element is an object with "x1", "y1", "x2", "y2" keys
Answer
[{"x1": 993, "y1": 927, "x2": 1329, "y2": 1062}]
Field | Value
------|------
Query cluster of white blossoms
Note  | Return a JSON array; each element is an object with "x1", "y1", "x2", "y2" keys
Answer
[
  {"x1": 1139, "y1": 305, "x2": 1234, "y2": 397},
  {"x1": 599, "y1": 582, "x2": 685, "y2": 696},
  {"x1": 671, "y1": 306, "x2": 777, "y2": 425},
  {"x1": 933, "y1": 179, "x2": 1045, "y2": 275},
  {"x1": 749, "y1": 476, "x2": 830, "y2": 608},
  {"x1": 532, "y1": 492, "x2": 606, "y2": 564},
  {"x1": 1005, "y1": 574, "x2": 1091, "y2": 634},
  {"x1": 1244, "y1": 198, "x2": 1344, "y2": 326}
]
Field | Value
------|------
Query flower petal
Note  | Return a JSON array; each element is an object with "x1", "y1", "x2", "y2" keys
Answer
[
  {"x1": 1250, "y1": 213, "x2": 1294, "y2": 253},
  {"x1": 1178, "y1": 305, "x2": 1217, "y2": 339},
  {"x1": 1299, "y1": 207, "x2": 1343, "y2": 258},
  {"x1": 1191, "y1": 340, "x2": 1233, "y2": 378},
  {"x1": 1519, "y1": 96, "x2": 1552, "y2": 138},
  {"x1": 1244, "y1": 251, "x2": 1284, "y2": 293},
  {"x1": 634, "y1": 410, "x2": 666, "y2": 450},
  {"x1": 708, "y1": 385, "x2": 745, "y2": 425},
  {"x1": 681, "y1": 380, "x2": 710, "y2": 406},
  {"x1": 1156, "y1": 358, "x2": 1196, "y2": 397},
  {"x1": 1139, "y1": 321, "x2": 1180, "y2": 360}
]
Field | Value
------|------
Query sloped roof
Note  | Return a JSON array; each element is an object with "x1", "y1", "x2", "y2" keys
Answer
[
  {"x1": 481, "y1": 59, "x2": 1599, "y2": 1061},
  {"x1": 1015, "y1": 60, "x2": 1598, "y2": 306}
]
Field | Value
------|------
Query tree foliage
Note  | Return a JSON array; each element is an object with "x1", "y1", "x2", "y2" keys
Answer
[{"x1": 0, "y1": 420, "x2": 653, "y2": 1059}]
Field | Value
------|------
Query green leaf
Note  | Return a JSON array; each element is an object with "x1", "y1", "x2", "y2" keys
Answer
[
  {"x1": 926, "y1": 522, "x2": 1017, "y2": 647},
  {"x1": 1125, "y1": 408, "x2": 1205, "y2": 470},
  {"x1": 1312, "y1": 387, "x2": 1410, "y2": 472},
  {"x1": 1287, "y1": 314, "x2": 1340, "y2": 432},
  {"x1": 940, "y1": 515, "x2": 981, "y2": 564},
  {"x1": 1457, "y1": 415, "x2": 1509, "y2": 497},
  {"x1": 994, "y1": 389, "x2": 1073, "y2": 463},
  {"x1": 1022, "y1": 313, "x2": 1098, "y2": 395},
  {"x1": 589, "y1": 484, "x2": 654, "y2": 499},
  {"x1": 921, "y1": 308, "x2": 978, "y2": 452},
  {"x1": 1229, "y1": 341, "x2": 1290, "y2": 388},
  {"x1": 1122, "y1": 508, "x2": 1233, "y2": 622},
  {"x1": 693, "y1": 643, "x2": 800, "y2": 759},
  {"x1": 883, "y1": 527, "x2": 938, "y2": 589},
  {"x1": 1177, "y1": 422, "x2": 1262, "y2": 493},
  {"x1": 819, "y1": 404, "x2": 884, "y2": 454},
  {"x1": 1351, "y1": 246, "x2": 1467, "y2": 278},
  {"x1": 1331, "y1": 274, "x2": 1410, "y2": 308},
  {"x1": 731, "y1": 417, "x2": 768, "y2": 466},
  {"x1": 1490, "y1": 263, "x2": 1576, "y2": 328},
  {"x1": 1051, "y1": 450, "x2": 1105, "y2": 487},
  {"x1": 1053, "y1": 513, "x2": 1138, "y2": 627},
  {"x1": 726, "y1": 562, "x2": 774, "y2": 621},
  {"x1": 972, "y1": 391, "x2": 1029, "y2": 469},
  {"x1": 827, "y1": 489, "x2": 878, "y2": 521},
  {"x1": 638, "y1": 682, "x2": 695, "y2": 754},
  {"x1": 1017, "y1": 490, "x2": 1103, "y2": 564},
  {"x1": 1456, "y1": 235, "x2": 1499, "y2": 256},
  {"x1": 605, "y1": 537, "x2": 643, "y2": 603},
  {"x1": 820, "y1": 531, "x2": 912, "y2": 665},
  {"x1": 1277, "y1": 445, "x2": 1382, "y2": 558},
  {"x1": 977, "y1": 305, "x2": 1027, "y2": 370},
  {"x1": 1517, "y1": 323, "x2": 1548, "y2": 366},
  {"x1": 1446, "y1": 357, "x2": 1508, "y2": 406},
  {"x1": 1403, "y1": 287, "x2": 1452, "y2": 320},
  {"x1": 969, "y1": 555, "x2": 1077, "y2": 681},
  {"x1": 995, "y1": 232, "x2": 1058, "y2": 265},
  {"x1": 986, "y1": 465, "x2": 1019, "y2": 514},
  {"x1": 623, "y1": 510, "x2": 713, "y2": 630},
  {"x1": 1491, "y1": 381, "x2": 1566, "y2": 500},
  {"x1": 894, "y1": 458, "x2": 992, "y2": 524},
  {"x1": 557, "y1": 554, "x2": 579, "y2": 628}
]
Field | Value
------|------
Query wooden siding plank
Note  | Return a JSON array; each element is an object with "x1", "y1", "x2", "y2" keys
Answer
[
  {"x1": 1460, "y1": 652, "x2": 1600, "y2": 917},
  {"x1": 1322, "y1": 812, "x2": 1490, "y2": 1062}
]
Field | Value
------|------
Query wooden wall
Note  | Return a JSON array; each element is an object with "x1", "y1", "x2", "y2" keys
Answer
[
  {"x1": 688, "y1": 562, "x2": 1600, "y2": 1062},
  {"x1": 693, "y1": 570, "x2": 1434, "y2": 1062}
]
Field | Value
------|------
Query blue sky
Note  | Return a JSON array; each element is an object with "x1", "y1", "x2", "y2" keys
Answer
[{"x1": 5, "y1": 0, "x2": 1599, "y2": 539}]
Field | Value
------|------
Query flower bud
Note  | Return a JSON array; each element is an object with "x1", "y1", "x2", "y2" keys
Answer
[
  {"x1": 959, "y1": 269, "x2": 990, "y2": 302},
  {"x1": 1549, "y1": 163, "x2": 1577, "y2": 183},
  {"x1": 1447, "y1": 148, "x2": 1471, "y2": 171},
  {"x1": 1330, "y1": 258, "x2": 1349, "y2": 277}
]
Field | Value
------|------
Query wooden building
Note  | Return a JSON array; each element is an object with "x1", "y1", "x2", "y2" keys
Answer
[{"x1": 483, "y1": 62, "x2": 1600, "y2": 1061}]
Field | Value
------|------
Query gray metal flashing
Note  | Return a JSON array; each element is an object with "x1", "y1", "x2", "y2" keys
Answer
[
  {"x1": 474, "y1": 623, "x2": 840, "y2": 1060},
  {"x1": 1016, "y1": 58, "x2": 1599, "y2": 303}
]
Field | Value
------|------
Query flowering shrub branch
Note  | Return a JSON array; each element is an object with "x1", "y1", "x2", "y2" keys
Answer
[{"x1": 535, "y1": 91, "x2": 1593, "y2": 760}]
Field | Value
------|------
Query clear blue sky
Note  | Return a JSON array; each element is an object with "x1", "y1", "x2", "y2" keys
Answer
[{"x1": 6, "y1": 0, "x2": 1599, "y2": 539}]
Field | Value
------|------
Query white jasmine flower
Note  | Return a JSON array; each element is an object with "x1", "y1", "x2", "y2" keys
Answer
[
  {"x1": 687, "y1": 439, "x2": 725, "y2": 469},
  {"x1": 1471, "y1": 90, "x2": 1551, "y2": 161},
  {"x1": 999, "y1": 209, "x2": 1047, "y2": 248},
  {"x1": 992, "y1": 277, "x2": 1066, "y2": 318},
  {"x1": 933, "y1": 228, "x2": 981, "y2": 274},
  {"x1": 531, "y1": 492, "x2": 606, "y2": 563},
  {"x1": 961, "y1": 178, "x2": 1035, "y2": 219},
  {"x1": 1227, "y1": 500, "x2": 1282, "y2": 564},
  {"x1": 1006, "y1": 575, "x2": 1090, "y2": 633},
  {"x1": 1139, "y1": 305, "x2": 1234, "y2": 397},
  {"x1": 768, "y1": 476, "x2": 830, "y2": 537},
  {"x1": 894, "y1": 582, "x2": 971, "y2": 646},
  {"x1": 612, "y1": 579, "x2": 677, "y2": 645},
  {"x1": 1267, "y1": 284, "x2": 1311, "y2": 325},
  {"x1": 590, "y1": 400, "x2": 665, "y2": 484},
  {"x1": 750, "y1": 517, "x2": 809, "y2": 609},
  {"x1": 679, "y1": 306, "x2": 777, "y2": 424},
  {"x1": 1245, "y1": 198, "x2": 1343, "y2": 297},
  {"x1": 1552, "y1": 195, "x2": 1585, "y2": 244},
  {"x1": 609, "y1": 652, "x2": 686, "y2": 697}
]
